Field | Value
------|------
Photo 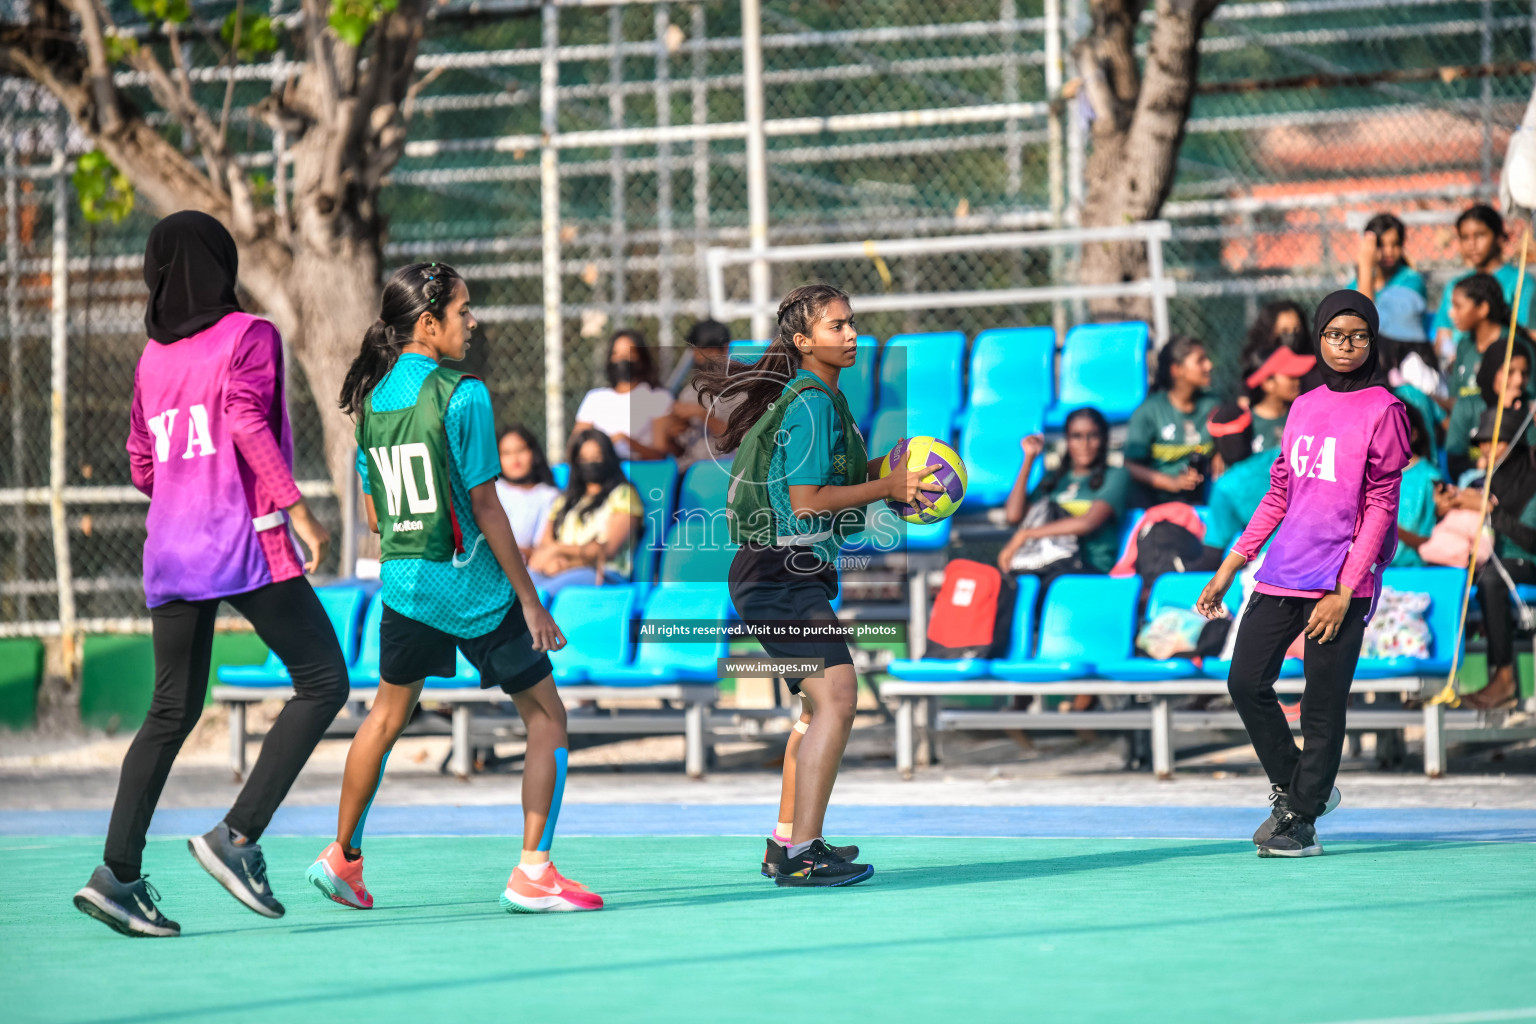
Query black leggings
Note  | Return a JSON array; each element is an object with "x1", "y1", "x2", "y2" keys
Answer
[
  {"x1": 103, "y1": 576, "x2": 349, "y2": 880},
  {"x1": 1226, "y1": 592, "x2": 1369, "y2": 822},
  {"x1": 1475, "y1": 557, "x2": 1536, "y2": 670}
]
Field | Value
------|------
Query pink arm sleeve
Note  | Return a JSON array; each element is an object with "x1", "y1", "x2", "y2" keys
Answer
[
  {"x1": 1337, "y1": 403, "x2": 1411, "y2": 593},
  {"x1": 127, "y1": 363, "x2": 154, "y2": 497},
  {"x1": 1232, "y1": 452, "x2": 1290, "y2": 560},
  {"x1": 225, "y1": 320, "x2": 303, "y2": 509}
]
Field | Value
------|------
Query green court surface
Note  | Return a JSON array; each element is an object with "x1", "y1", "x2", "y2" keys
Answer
[{"x1": 3, "y1": 835, "x2": 1533, "y2": 1024}]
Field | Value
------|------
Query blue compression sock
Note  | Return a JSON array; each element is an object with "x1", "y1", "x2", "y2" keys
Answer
[
  {"x1": 536, "y1": 747, "x2": 567, "y2": 852},
  {"x1": 349, "y1": 751, "x2": 390, "y2": 850}
]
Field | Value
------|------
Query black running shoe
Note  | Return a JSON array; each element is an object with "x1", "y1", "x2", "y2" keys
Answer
[
  {"x1": 761, "y1": 838, "x2": 861, "y2": 878},
  {"x1": 189, "y1": 821, "x2": 284, "y2": 918},
  {"x1": 1253, "y1": 785, "x2": 1340, "y2": 846},
  {"x1": 73, "y1": 865, "x2": 180, "y2": 937},
  {"x1": 1257, "y1": 812, "x2": 1323, "y2": 858},
  {"x1": 774, "y1": 839, "x2": 874, "y2": 888}
]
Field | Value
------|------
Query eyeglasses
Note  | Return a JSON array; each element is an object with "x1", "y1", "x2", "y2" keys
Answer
[{"x1": 1321, "y1": 330, "x2": 1372, "y2": 350}]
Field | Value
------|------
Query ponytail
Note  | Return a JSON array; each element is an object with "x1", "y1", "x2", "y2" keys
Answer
[
  {"x1": 339, "y1": 261, "x2": 464, "y2": 416},
  {"x1": 693, "y1": 282, "x2": 850, "y2": 454}
]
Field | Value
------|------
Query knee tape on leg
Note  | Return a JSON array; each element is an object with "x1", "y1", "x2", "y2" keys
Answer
[
  {"x1": 349, "y1": 751, "x2": 390, "y2": 850},
  {"x1": 536, "y1": 746, "x2": 567, "y2": 853},
  {"x1": 793, "y1": 719, "x2": 809, "y2": 735}
]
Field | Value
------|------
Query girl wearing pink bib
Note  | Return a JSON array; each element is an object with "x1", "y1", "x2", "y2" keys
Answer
[{"x1": 1199, "y1": 290, "x2": 1410, "y2": 859}]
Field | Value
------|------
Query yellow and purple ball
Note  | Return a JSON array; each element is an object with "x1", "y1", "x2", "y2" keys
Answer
[{"x1": 878, "y1": 435, "x2": 968, "y2": 524}]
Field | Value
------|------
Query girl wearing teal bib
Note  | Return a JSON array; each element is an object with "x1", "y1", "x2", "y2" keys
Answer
[{"x1": 697, "y1": 284, "x2": 938, "y2": 888}]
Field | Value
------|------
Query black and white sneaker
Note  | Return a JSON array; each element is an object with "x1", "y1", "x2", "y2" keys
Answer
[
  {"x1": 189, "y1": 822, "x2": 284, "y2": 918},
  {"x1": 1257, "y1": 812, "x2": 1323, "y2": 858},
  {"x1": 761, "y1": 837, "x2": 861, "y2": 878},
  {"x1": 73, "y1": 865, "x2": 180, "y2": 937},
  {"x1": 1253, "y1": 785, "x2": 1340, "y2": 846},
  {"x1": 774, "y1": 839, "x2": 874, "y2": 888}
]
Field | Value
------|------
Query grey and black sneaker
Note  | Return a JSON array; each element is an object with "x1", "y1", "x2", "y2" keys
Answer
[
  {"x1": 761, "y1": 837, "x2": 860, "y2": 878},
  {"x1": 189, "y1": 821, "x2": 284, "y2": 918},
  {"x1": 1257, "y1": 812, "x2": 1323, "y2": 858},
  {"x1": 774, "y1": 839, "x2": 874, "y2": 888},
  {"x1": 1253, "y1": 785, "x2": 1340, "y2": 846},
  {"x1": 73, "y1": 866, "x2": 180, "y2": 937}
]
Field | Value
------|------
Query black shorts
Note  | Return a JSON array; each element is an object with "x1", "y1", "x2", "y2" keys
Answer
[
  {"x1": 727, "y1": 543, "x2": 852, "y2": 694},
  {"x1": 379, "y1": 602, "x2": 552, "y2": 695}
]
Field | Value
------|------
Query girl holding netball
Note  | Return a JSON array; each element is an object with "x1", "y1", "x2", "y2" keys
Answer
[
  {"x1": 308, "y1": 263, "x2": 601, "y2": 914},
  {"x1": 1198, "y1": 289, "x2": 1410, "y2": 858},
  {"x1": 74, "y1": 212, "x2": 348, "y2": 937},
  {"x1": 696, "y1": 284, "x2": 940, "y2": 887}
]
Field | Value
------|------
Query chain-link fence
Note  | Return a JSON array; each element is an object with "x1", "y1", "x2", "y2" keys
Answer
[{"x1": 2, "y1": 0, "x2": 1532, "y2": 634}]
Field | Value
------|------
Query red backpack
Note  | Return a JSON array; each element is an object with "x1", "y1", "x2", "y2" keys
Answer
[{"x1": 924, "y1": 559, "x2": 1015, "y2": 660}]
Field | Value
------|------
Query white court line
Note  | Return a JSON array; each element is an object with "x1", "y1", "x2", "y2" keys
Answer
[{"x1": 1309, "y1": 1008, "x2": 1536, "y2": 1024}]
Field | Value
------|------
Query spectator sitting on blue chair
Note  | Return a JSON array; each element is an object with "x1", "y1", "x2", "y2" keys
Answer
[
  {"x1": 997, "y1": 406, "x2": 1130, "y2": 582},
  {"x1": 1204, "y1": 401, "x2": 1279, "y2": 554},
  {"x1": 1124, "y1": 336, "x2": 1218, "y2": 506},
  {"x1": 658, "y1": 318, "x2": 740, "y2": 471},
  {"x1": 571, "y1": 327, "x2": 675, "y2": 460},
  {"x1": 527, "y1": 428, "x2": 642, "y2": 595},
  {"x1": 494, "y1": 424, "x2": 560, "y2": 562},
  {"x1": 1468, "y1": 408, "x2": 1536, "y2": 710}
]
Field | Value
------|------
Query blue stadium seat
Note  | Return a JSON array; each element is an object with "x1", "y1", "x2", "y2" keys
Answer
[
  {"x1": 968, "y1": 327, "x2": 1055, "y2": 415},
  {"x1": 552, "y1": 462, "x2": 570, "y2": 488},
  {"x1": 657, "y1": 517, "x2": 739, "y2": 588},
  {"x1": 1355, "y1": 566, "x2": 1463, "y2": 677},
  {"x1": 842, "y1": 336, "x2": 880, "y2": 435},
  {"x1": 868, "y1": 408, "x2": 958, "y2": 458},
  {"x1": 677, "y1": 458, "x2": 733, "y2": 518},
  {"x1": 840, "y1": 499, "x2": 951, "y2": 555},
  {"x1": 623, "y1": 457, "x2": 678, "y2": 587},
  {"x1": 1094, "y1": 572, "x2": 1237, "y2": 681},
  {"x1": 728, "y1": 339, "x2": 771, "y2": 363},
  {"x1": 347, "y1": 590, "x2": 388, "y2": 684},
  {"x1": 547, "y1": 585, "x2": 639, "y2": 684},
  {"x1": 887, "y1": 575, "x2": 1040, "y2": 682},
  {"x1": 877, "y1": 332, "x2": 966, "y2": 428},
  {"x1": 1045, "y1": 321, "x2": 1149, "y2": 427},
  {"x1": 992, "y1": 575, "x2": 1141, "y2": 681},
  {"x1": 592, "y1": 583, "x2": 732, "y2": 685},
  {"x1": 218, "y1": 585, "x2": 367, "y2": 685},
  {"x1": 957, "y1": 404, "x2": 1045, "y2": 509}
]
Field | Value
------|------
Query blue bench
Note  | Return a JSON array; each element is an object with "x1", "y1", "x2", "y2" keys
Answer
[
  {"x1": 1045, "y1": 321, "x2": 1148, "y2": 427},
  {"x1": 217, "y1": 584, "x2": 369, "y2": 686}
]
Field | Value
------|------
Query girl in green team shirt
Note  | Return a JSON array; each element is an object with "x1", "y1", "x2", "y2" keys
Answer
[
  {"x1": 695, "y1": 283, "x2": 938, "y2": 888},
  {"x1": 309, "y1": 263, "x2": 603, "y2": 915},
  {"x1": 1124, "y1": 336, "x2": 1219, "y2": 505}
]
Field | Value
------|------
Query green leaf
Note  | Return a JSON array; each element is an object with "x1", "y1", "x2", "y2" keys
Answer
[
  {"x1": 328, "y1": 0, "x2": 393, "y2": 47},
  {"x1": 221, "y1": 11, "x2": 280, "y2": 60},
  {"x1": 103, "y1": 32, "x2": 139, "y2": 63},
  {"x1": 71, "y1": 150, "x2": 135, "y2": 225},
  {"x1": 129, "y1": 0, "x2": 189, "y2": 25}
]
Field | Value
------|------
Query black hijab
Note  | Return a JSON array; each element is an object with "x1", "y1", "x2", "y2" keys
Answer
[
  {"x1": 1313, "y1": 289, "x2": 1386, "y2": 393},
  {"x1": 143, "y1": 211, "x2": 241, "y2": 344}
]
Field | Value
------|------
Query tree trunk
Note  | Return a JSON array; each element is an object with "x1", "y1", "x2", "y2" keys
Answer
[{"x1": 1077, "y1": 0, "x2": 1222, "y2": 323}]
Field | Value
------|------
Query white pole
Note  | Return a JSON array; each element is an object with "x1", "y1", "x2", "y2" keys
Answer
[
  {"x1": 654, "y1": 3, "x2": 676, "y2": 351},
  {"x1": 6, "y1": 109, "x2": 26, "y2": 622},
  {"x1": 691, "y1": 3, "x2": 711, "y2": 319},
  {"x1": 608, "y1": 6, "x2": 626, "y2": 336},
  {"x1": 541, "y1": 2, "x2": 565, "y2": 454},
  {"x1": 48, "y1": 124, "x2": 75, "y2": 671},
  {"x1": 741, "y1": 0, "x2": 771, "y2": 343},
  {"x1": 1044, "y1": 0, "x2": 1066, "y2": 338}
]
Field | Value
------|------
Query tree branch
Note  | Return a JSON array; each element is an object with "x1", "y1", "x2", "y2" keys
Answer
[{"x1": 217, "y1": 0, "x2": 243, "y2": 150}]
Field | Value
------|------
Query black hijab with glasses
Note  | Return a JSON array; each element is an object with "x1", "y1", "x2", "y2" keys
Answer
[{"x1": 1313, "y1": 289, "x2": 1387, "y2": 394}]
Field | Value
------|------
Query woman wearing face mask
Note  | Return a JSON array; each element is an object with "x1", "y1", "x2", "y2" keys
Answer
[
  {"x1": 571, "y1": 329, "x2": 675, "y2": 460},
  {"x1": 1198, "y1": 290, "x2": 1410, "y2": 859},
  {"x1": 1241, "y1": 301, "x2": 1323, "y2": 394},
  {"x1": 1431, "y1": 204, "x2": 1536, "y2": 363},
  {"x1": 494, "y1": 425, "x2": 560, "y2": 561},
  {"x1": 526, "y1": 428, "x2": 643, "y2": 595}
]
